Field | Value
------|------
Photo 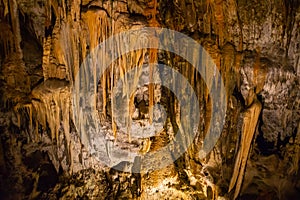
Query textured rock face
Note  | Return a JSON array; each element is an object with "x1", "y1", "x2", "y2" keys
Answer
[{"x1": 0, "y1": 0, "x2": 299, "y2": 199}]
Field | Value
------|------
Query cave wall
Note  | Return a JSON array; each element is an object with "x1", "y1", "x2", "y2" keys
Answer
[{"x1": 0, "y1": 0, "x2": 299, "y2": 199}]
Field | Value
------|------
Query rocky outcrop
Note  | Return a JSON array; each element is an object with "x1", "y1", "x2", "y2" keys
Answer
[{"x1": 0, "y1": 0, "x2": 299, "y2": 199}]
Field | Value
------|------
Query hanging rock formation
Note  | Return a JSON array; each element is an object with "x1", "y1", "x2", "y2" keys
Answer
[{"x1": 0, "y1": 0, "x2": 299, "y2": 199}]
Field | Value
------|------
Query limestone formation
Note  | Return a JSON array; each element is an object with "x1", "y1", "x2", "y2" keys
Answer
[{"x1": 0, "y1": 0, "x2": 299, "y2": 199}]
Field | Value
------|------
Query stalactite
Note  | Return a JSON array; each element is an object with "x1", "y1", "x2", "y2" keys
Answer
[
  {"x1": 148, "y1": 49, "x2": 157, "y2": 124},
  {"x1": 282, "y1": 0, "x2": 298, "y2": 58},
  {"x1": 235, "y1": 52, "x2": 243, "y2": 90},
  {"x1": 191, "y1": 66, "x2": 195, "y2": 89},
  {"x1": 208, "y1": 0, "x2": 226, "y2": 46},
  {"x1": 0, "y1": 0, "x2": 22, "y2": 57},
  {"x1": 290, "y1": 122, "x2": 300, "y2": 175},
  {"x1": 35, "y1": 120, "x2": 39, "y2": 141},
  {"x1": 42, "y1": 37, "x2": 52, "y2": 80},
  {"x1": 228, "y1": 90, "x2": 262, "y2": 199},
  {"x1": 235, "y1": 8, "x2": 244, "y2": 89},
  {"x1": 30, "y1": 80, "x2": 71, "y2": 169},
  {"x1": 144, "y1": 0, "x2": 159, "y2": 124},
  {"x1": 61, "y1": 93, "x2": 72, "y2": 172},
  {"x1": 0, "y1": 3, "x2": 11, "y2": 56},
  {"x1": 49, "y1": 98, "x2": 56, "y2": 141},
  {"x1": 56, "y1": 22, "x2": 80, "y2": 82},
  {"x1": 110, "y1": 11, "x2": 117, "y2": 140},
  {"x1": 45, "y1": 0, "x2": 51, "y2": 28},
  {"x1": 253, "y1": 48, "x2": 267, "y2": 94},
  {"x1": 139, "y1": 138, "x2": 152, "y2": 155},
  {"x1": 109, "y1": 31, "x2": 147, "y2": 142},
  {"x1": 221, "y1": 44, "x2": 238, "y2": 102},
  {"x1": 26, "y1": 104, "x2": 33, "y2": 139},
  {"x1": 125, "y1": 54, "x2": 131, "y2": 142},
  {"x1": 82, "y1": 1, "x2": 114, "y2": 139},
  {"x1": 111, "y1": 65, "x2": 117, "y2": 140},
  {"x1": 102, "y1": 73, "x2": 107, "y2": 119},
  {"x1": 2, "y1": 0, "x2": 9, "y2": 17},
  {"x1": 17, "y1": 111, "x2": 21, "y2": 128},
  {"x1": 84, "y1": 9, "x2": 110, "y2": 118},
  {"x1": 129, "y1": 49, "x2": 147, "y2": 141},
  {"x1": 9, "y1": 0, "x2": 22, "y2": 56},
  {"x1": 203, "y1": 47, "x2": 214, "y2": 104}
]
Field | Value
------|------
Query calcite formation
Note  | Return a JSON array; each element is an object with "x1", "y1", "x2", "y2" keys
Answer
[{"x1": 0, "y1": 0, "x2": 299, "y2": 199}]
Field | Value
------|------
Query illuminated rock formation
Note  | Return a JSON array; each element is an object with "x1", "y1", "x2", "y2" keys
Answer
[{"x1": 0, "y1": 0, "x2": 299, "y2": 199}]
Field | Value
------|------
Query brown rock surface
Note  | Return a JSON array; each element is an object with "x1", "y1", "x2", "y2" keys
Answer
[{"x1": 0, "y1": 0, "x2": 299, "y2": 199}]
